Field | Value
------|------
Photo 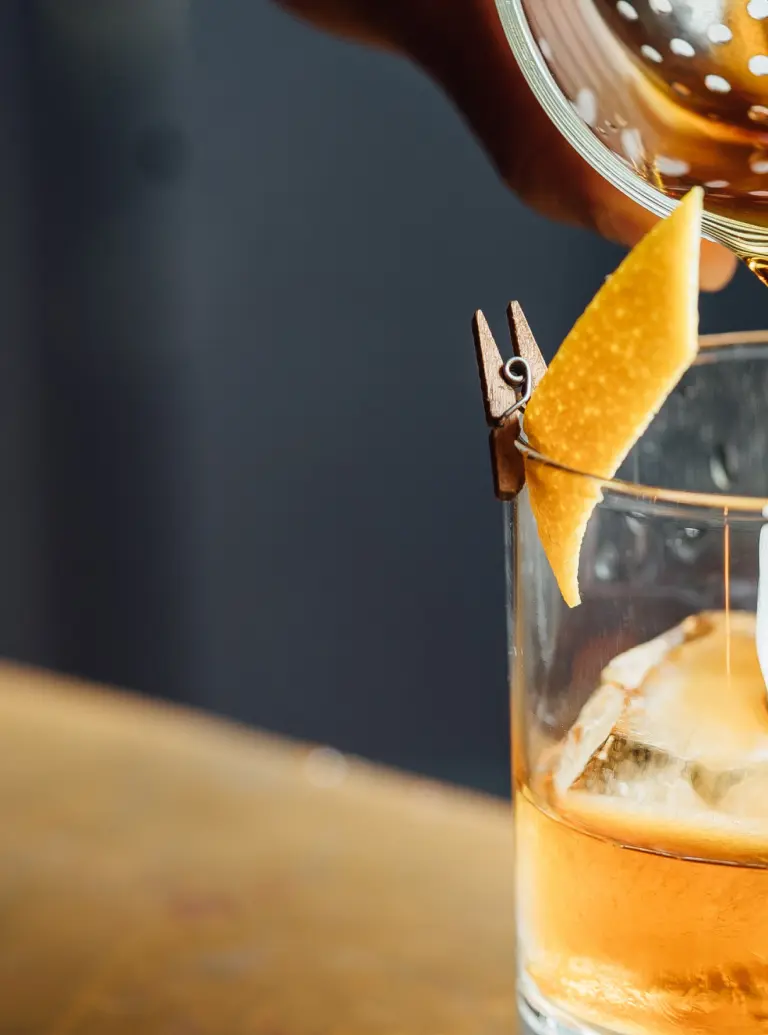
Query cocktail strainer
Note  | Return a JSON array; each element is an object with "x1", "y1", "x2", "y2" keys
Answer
[{"x1": 496, "y1": 0, "x2": 768, "y2": 274}]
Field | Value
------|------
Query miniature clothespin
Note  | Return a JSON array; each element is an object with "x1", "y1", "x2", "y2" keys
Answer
[{"x1": 472, "y1": 302, "x2": 547, "y2": 500}]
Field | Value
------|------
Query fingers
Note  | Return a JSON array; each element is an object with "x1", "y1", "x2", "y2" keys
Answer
[
  {"x1": 699, "y1": 242, "x2": 739, "y2": 292},
  {"x1": 274, "y1": 0, "x2": 738, "y2": 291},
  {"x1": 588, "y1": 175, "x2": 738, "y2": 291},
  {"x1": 404, "y1": 0, "x2": 737, "y2": 291}
]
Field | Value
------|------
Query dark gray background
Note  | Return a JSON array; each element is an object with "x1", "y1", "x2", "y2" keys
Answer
[{"x1": 0, "y1": 0, "x2": 763, "y2": 796}]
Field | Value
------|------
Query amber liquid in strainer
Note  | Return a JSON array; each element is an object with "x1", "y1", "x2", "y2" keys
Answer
[
  {"x1": 625, "y1": 73, "x2": 768, "y2": 282},
  {"x1": 526, "y1": 0, "x2": 768, "y2": 280}
]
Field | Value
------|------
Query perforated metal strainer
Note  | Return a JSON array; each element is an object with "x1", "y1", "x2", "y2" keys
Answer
[{"x1": 496, "y1": 0, "x2": 768, "y2": 268}]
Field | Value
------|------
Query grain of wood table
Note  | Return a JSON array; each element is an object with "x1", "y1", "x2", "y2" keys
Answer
[{"x1": 0, "y1": 663, "x2": 517, "y2": 1034}]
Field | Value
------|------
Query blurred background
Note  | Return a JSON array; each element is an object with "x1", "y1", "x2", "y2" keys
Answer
[{"x1": 0, "y1": 0, "x2": 764, "y2": 797}]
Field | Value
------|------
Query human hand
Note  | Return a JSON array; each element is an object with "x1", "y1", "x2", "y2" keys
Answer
[{"x1": 276, "y1": 0, "x2": 736, "y2": 291}]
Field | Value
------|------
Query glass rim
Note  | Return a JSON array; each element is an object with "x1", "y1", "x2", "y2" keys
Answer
[
  {"x1": 516, "y1": 332, "x2": 768, "y2": 519},
  {"x1": 494, "y1": 0, "x2": 768, "y2": 260}
]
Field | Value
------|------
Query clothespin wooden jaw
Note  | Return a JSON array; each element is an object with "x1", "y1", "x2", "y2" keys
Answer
[{"x1": 472, "y1": 302, "x2": 547, "y2": 501}]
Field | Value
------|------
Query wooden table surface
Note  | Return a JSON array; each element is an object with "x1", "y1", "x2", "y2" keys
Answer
[{"x1": 0, "y1": 663, "x2": 517, "y2": 1034}]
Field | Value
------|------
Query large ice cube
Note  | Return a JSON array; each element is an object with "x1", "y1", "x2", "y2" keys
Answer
[{"x1": 552, "y1": 612, "x2": 768, "y2": 814}]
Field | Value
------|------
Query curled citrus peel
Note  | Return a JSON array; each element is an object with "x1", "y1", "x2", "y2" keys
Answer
[{"x1": 523, "y1": 188, "x2": 703, "y2": 607}]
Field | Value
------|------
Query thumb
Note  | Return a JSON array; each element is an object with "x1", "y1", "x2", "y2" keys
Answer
[{"x1": 591, "y1": 177, "x2": 738, "y2": 293}]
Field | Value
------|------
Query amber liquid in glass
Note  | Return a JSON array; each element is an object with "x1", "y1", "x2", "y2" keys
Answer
[{"x1": 517, "y1": 612, "x2": 768, "y2": 1035}]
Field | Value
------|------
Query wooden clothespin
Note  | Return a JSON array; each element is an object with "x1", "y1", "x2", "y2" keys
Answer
[{"x1": 472, "y1": 302, "x2": 547, "y2": 500}]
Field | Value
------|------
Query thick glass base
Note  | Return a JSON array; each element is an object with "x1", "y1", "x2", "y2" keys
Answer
[{"x1": 518, "y1": 972, "x2": 623, "y2": 1035}]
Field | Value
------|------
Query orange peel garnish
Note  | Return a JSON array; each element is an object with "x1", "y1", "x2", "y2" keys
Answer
[{"x1": 523, "y1": 188, "x2": 703, "y2": 607}]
